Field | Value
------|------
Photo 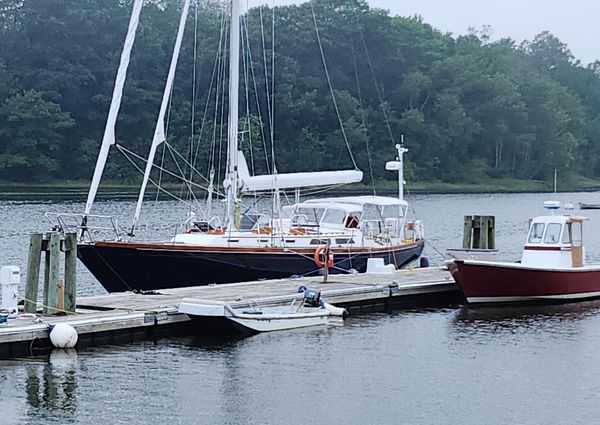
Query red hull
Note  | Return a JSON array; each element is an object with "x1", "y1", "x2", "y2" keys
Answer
[{"x1": 448, "y1": 260, "x2": 600, "y2": 303}]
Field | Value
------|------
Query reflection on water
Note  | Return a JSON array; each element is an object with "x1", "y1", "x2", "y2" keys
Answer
[
  {"x1": 454, "y1": 299, "x2": 600, "y2": 331},
  {"x1": 26, "y1": 350, "x2": 77, "y2": 413}
]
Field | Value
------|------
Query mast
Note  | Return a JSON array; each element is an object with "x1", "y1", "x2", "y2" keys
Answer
[
  {"x1": 396, "y1": 136, "x2": 408, "y2": 202},
  {"x1": 225, "y1": 0, "x2": 241, "y2": 230},
  {"x1": 84, "y1": 0, "x2": 144, "y2": 216},
  {"x1": 130, "y1": 0, "x2": 192, "y2": 234}
]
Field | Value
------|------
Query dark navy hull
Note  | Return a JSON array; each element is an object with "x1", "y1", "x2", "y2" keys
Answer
[{"x1": 77, "y1": 240, "x2": 424, "y2": 293}]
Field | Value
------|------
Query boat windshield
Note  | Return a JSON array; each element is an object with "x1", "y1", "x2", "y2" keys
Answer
[
  {"x1": 528, "y1": 223, "x2": 545, "y2": 243},
  {"x1": 543, "y1": 223, "x2": 562, "y2": 244}
]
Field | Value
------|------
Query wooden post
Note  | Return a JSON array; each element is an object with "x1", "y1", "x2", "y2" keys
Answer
[
  {"x1": 57, "y1": 279, "x2": 65, "y2": 313},
  {"x1": 487, "y1": 216, "x2": 496, "y2": 250},
  {"x1": 44, "y1": 233, "x2": 61, "y2": 315},
  {"x1": 323, "y1": 240, "x2": 331, "y2": 283},
  {"x1": 477, "y1": 216, "x2": 488, "y2": 249},
  {"x1": 43, "y1": 235, "x2": 50, "y2": 310},
  {"x1": 24, "y1": 233, "x2": 43, "y2": 313},
  {"x1": 463, "y1": 216, "x2": 473, "y2": 249},
  {"x1": 63, "y1": 232, "x2": 77, "y2": 312}
]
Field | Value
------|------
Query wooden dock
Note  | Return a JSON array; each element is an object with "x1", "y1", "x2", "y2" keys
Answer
[{"x1": 0, "y1": 267, "x2": 458, "y2": 358}]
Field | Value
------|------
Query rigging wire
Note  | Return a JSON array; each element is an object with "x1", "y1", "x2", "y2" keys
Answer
[
  {"x1": 115, "y1": 144, "x2": 208, "y2": 207},
  {"x1": 310, "y1": 2, "x2": 358, "y2": 170},
  {"x1": 360, "y1": 31, "x2": 396, "y2": 146},
  {"x1": 351, "y1": 36, "x2": 377, "y2": 195},
  {"x1": 240, "y1": 12, "x2": 255, "y2": 176},
  {"x1": 116, "y1": 144, "x2": 223, "y2": 197},
  {"x1": 259, "y1": 4, "x2": 273, "y2": 155},
  {"x1": 243, "y1": 7, "x2": 271, "y2": 174}
]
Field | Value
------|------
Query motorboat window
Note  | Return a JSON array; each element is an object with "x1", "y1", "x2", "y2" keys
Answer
[
  {"x1": 572, "y1": 222, "x2": 583, "y2": 247},
  {"x1": 528, "y1": 223, "x2": 545, "y2": 243},
  {"x1": 562, "y1": 224, "x2": 571, "y2": 244},
  {"x1": 310, "y1": 239, "x2": 330, "y2": 245},
  {"x1": 544, "y1": 223, "x2": 562, "y2": 244}
]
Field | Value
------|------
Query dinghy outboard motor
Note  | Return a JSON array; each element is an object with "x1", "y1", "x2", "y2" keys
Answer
[{"x1": 303, "y1": 289, "x2": 322, "y2": 308}]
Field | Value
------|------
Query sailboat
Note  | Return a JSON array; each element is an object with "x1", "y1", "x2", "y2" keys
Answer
[{"x1": 53, "y1": 0, "x2": 425, "y2": 293}]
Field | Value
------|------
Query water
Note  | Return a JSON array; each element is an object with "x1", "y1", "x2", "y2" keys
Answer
[{"x1": 1, "y1": 192, "x2": 600, "y2": 424}]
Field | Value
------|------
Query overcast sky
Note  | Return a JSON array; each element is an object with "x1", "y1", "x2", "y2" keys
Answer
[{"x1": 246, "y1": 0, "x2": 600, "y2": 64}]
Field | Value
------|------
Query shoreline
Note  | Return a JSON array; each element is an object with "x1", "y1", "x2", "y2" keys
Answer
[{"x1": 1, "y1": 178, "x2": 599, "y2": 200}]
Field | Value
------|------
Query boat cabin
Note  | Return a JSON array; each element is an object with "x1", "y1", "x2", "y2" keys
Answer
[
  {"x1": 521, "y1": 215, "x2": 588, "y2": 268},
  {"x1": 285, "y1": 195, "x2": 413, "y2": 238}
]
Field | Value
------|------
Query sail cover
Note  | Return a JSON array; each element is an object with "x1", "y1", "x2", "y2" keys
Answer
[{"x1": 236, "y1": 151, "x2": 363, "y2": 192}]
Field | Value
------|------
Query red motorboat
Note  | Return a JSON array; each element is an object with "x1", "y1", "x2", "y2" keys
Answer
[{"x1": 448, "y1": 208, "x2": 600, "y2": 304}]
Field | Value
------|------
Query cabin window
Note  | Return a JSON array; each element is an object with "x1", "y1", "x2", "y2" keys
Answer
[
  {"x1": 322, "y1": 208, "x2": 346, "y2": 225},
  {"x1": 572, "y1": 222, "x2": 583, "y2": 247},
  {"x1": 562, "y1": 224, "x2": 571, "y2": 244},
  {"x1": 544, "y1": 223, "x2": 562, "y2": 244},
  {"x1": 528, "y1": 223, "x2": 545, "y2": 243}
]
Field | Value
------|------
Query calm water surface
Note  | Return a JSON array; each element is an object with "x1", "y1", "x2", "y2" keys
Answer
[{"x1": 1, "y1": 192, "x2": 600, "y2": 424}]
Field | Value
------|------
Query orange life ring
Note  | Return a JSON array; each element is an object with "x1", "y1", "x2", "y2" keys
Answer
[{"x1": 313, "y1": 246, "x2": 334, "y2": 268}]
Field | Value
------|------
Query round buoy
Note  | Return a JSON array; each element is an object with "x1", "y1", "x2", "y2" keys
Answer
[{"x1": 49, "y1": 323, "x2": 78, "y2": 349}]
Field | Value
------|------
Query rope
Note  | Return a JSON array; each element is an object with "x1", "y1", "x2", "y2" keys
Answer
[
  {"x1": 20, "y1": 298, "x2": 78, "y2": 315},
  {"x1": 310, "y1": 2, "x2": 358, "y2": 170}
]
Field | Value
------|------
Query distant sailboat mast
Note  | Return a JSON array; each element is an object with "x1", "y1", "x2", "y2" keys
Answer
[
  {"x1": 84, "y1": 0, "x2": 144, "y2": 216},
  {"x1": 130, "y1": 0, "x2": 192, "y2": 234}
]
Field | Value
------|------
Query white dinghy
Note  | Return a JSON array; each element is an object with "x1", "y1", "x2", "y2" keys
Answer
[{"x1": 179, "y1": 288, "x2": 347, "y2": 334}]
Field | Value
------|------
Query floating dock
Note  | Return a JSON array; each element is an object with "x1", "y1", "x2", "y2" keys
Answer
[{"x1": 0, "y1": 267, "x2": 458, "y2": 358}]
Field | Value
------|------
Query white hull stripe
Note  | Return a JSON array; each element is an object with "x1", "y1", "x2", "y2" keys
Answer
[{"x1": 467, "y1": 290, "x2": 600, "y2": 303}]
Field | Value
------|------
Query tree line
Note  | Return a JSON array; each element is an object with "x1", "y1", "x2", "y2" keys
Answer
[{"x1": 1, "y1": 0, "x2": 600, "y2": 188}]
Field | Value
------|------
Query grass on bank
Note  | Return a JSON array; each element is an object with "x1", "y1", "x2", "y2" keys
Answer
[{"x1": 3, "y1": 176, "x2": 600, "y2": 196}]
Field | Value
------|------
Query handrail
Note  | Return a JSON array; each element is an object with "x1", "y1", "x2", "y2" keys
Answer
[{"x1": 44, "y1": 212, "x2": 121, "y2": 242}]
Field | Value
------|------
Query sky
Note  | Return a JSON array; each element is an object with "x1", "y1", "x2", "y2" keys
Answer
[{"x1": 246, "y1": 0, "x2": 600, "y2": 64}]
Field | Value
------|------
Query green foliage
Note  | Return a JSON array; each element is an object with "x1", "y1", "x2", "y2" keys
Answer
[{"x1": 1, "y1": 0, "x2": 600, "y2": 187}]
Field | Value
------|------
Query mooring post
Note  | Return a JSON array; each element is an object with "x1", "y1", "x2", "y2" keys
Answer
[
  {"x1": 477, "y1": 216, "x2": 488, "y2": 249},
  {"x1": 487, "y1": 216, "x2": 496, "y2": 250},
  {"x1": 57, "y1": 279, "x2": 65, "y2": 313},
  {"x1": 24, "y1": 233, "x2": 43, "y2": 313},
  {"x1": 324, "y1": 239, "x2": 332, "y2": 283},
  {"x1": 463, "y1": 216, "x2": 473, "y2": 249},
  {"x1": 44, "y1": 233, "x2": 61, "y2": 315},
  {"x1": 63, "y1": 232, "x2": 77, "y2": 312}
]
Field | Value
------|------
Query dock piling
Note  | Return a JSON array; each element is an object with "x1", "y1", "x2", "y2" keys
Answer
[
  {"x1": 463, "y1": 216, "x2": 495, "y2": 249},
  {"x1": 24, "y1": 233, "x2": 43, "y2": 313},
  {"x1": 25, "y1": 232, "x2": 77, "y2": 315}
]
